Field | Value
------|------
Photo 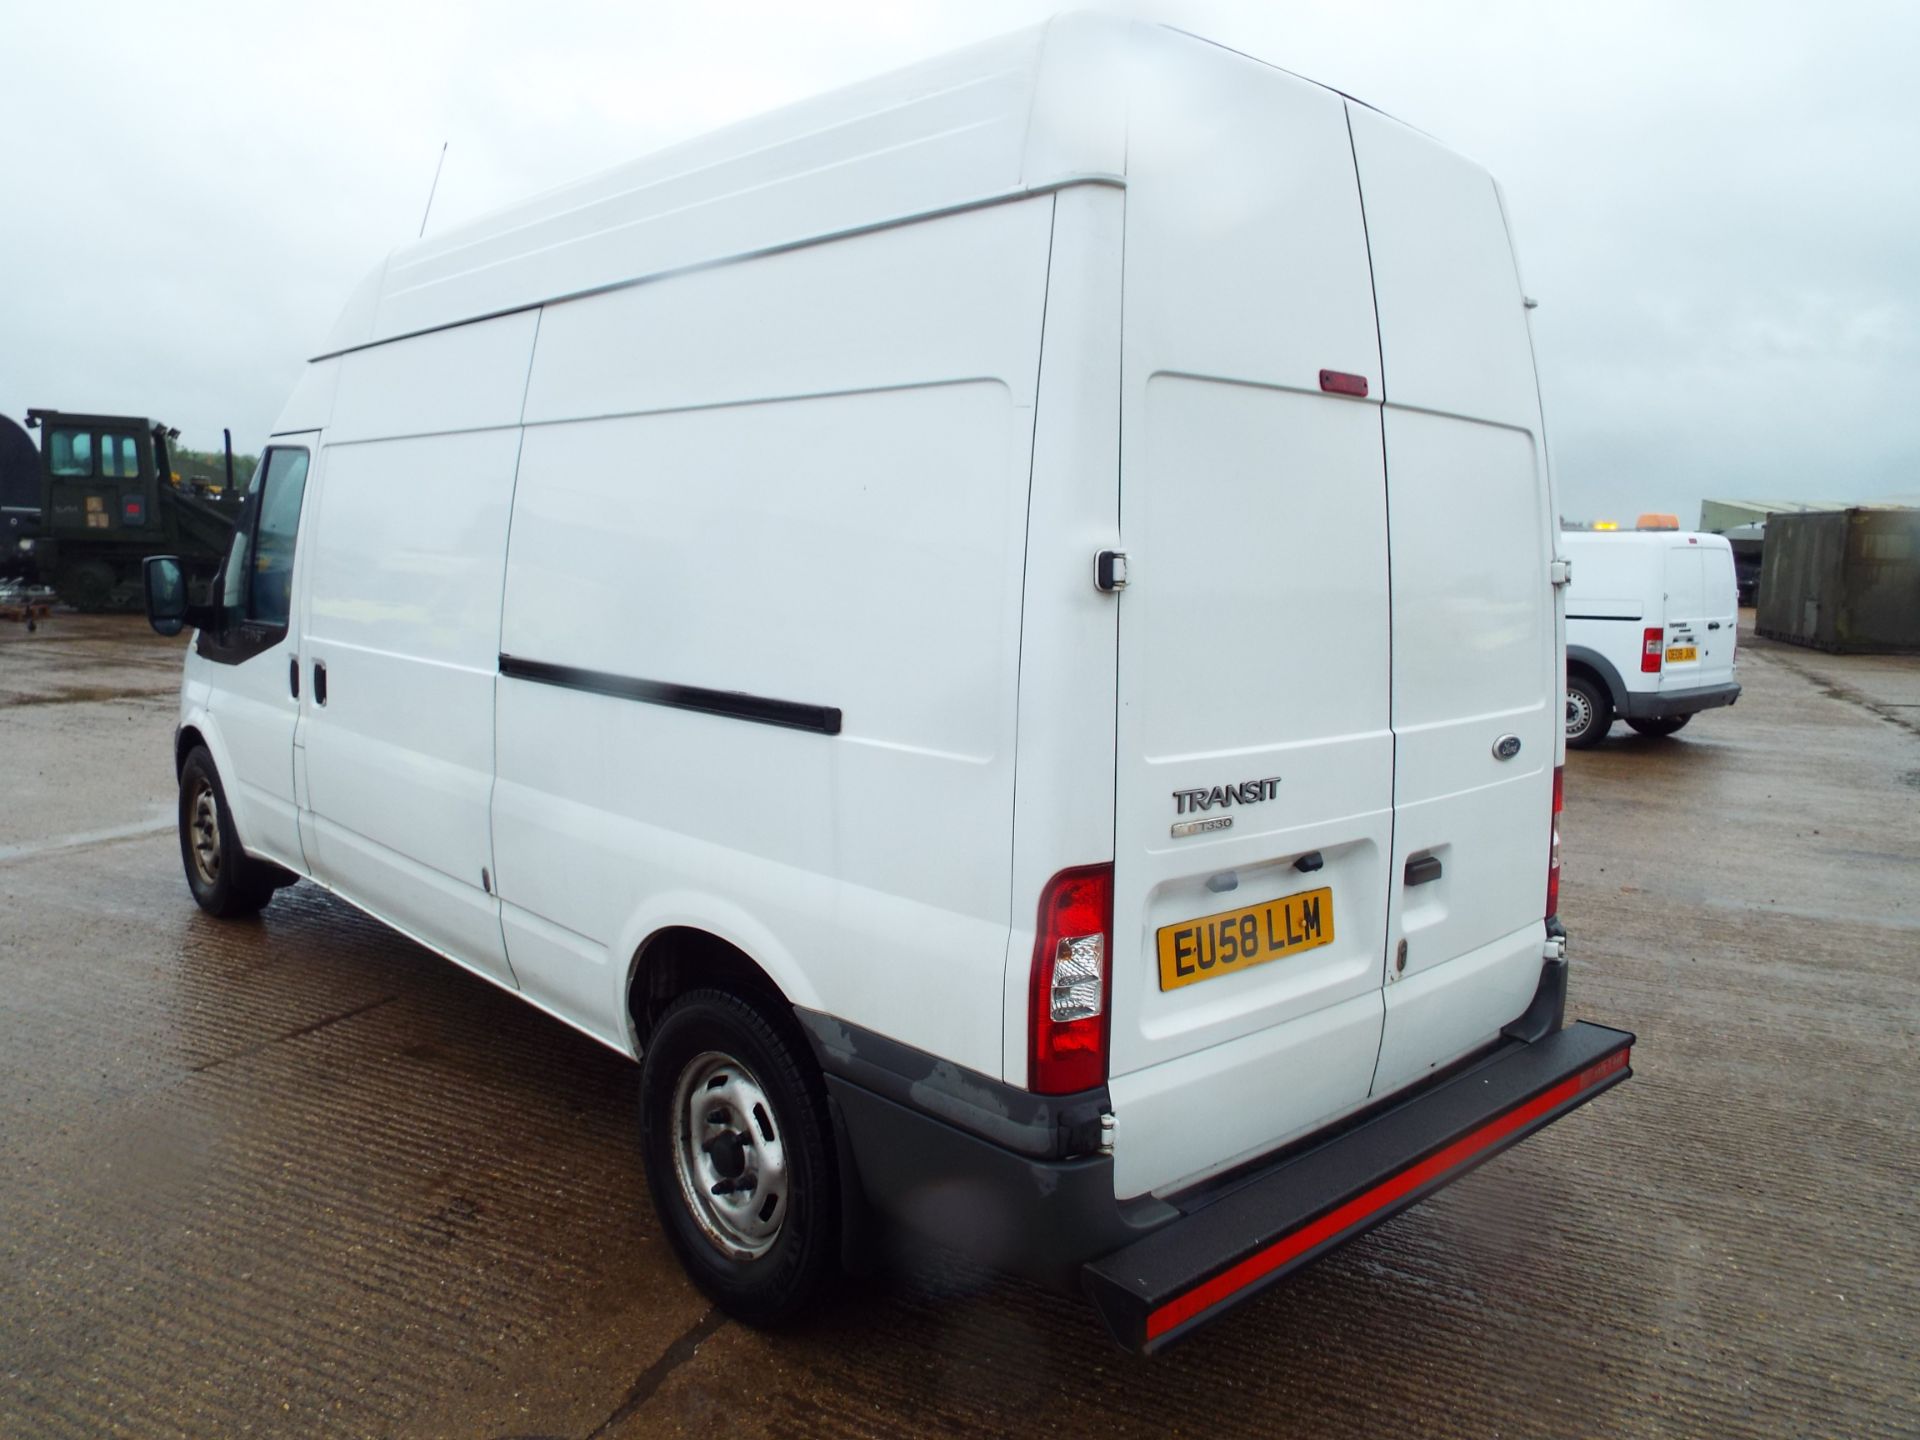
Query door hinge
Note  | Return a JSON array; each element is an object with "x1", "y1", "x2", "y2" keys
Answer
[
  {"x1": 1098, "y1": 1111, "x2": 1117, "y2": 1155},
  {"x1": 1094, "y1": 549, "x2": 1129, "y2": 593},
  {"x1": 1549, "y1": 557, "x2": 1573, "y2": 587}
]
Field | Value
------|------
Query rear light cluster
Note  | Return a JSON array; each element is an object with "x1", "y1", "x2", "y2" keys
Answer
[
  {"x1": 1545, "y1": 764, "x2": 1564, "y2": 920},
  {"x1": 1641, "y1": 627, "x2": 1664, "y2": 673},
  {"x1": 1028, "y1": 864, "x2": 1113, "y2": 1094}
]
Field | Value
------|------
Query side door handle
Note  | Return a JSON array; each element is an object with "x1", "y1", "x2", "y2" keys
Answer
[
  {"x1": 1405, "y1": 855, "x2": 1443, "y2": 887},
  {"x1": 288, "y1": 656, "x2": 300, "y2": 699},
  {"x1": 1707, "y1": 621, "x2": 1722, "y2": 630},
  {"x1": 313, "y1": 660, "x2": 328, "y2": 706}
]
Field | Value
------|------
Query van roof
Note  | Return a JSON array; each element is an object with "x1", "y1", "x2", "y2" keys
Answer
[
  {"x1": 315, "y1": 15, "x2": 1333, "y2": 358},
  {"x1": 1565, "y1": 530, "x2": 1731, "y2": 551}
]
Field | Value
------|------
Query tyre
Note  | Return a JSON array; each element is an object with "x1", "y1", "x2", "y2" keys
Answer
[
  {"x1": 55, "y1": 558, "x2": 117, "y2": 613},
  {"x1": 1626, "y1": 715, "x2": 1690, "y2": 738},
  {"x1": 1565, "y1": 673, "x2": 1612, "y2": 750},
  {"x1": 178, "y1": 747, "x2": 280, "y2": 917},
  {"x1": 107, "y1": 565, "x2": 145, "y2": 612},
  {"x1": 639, "y1": 989, "x2": 840, "y2": 1326}
]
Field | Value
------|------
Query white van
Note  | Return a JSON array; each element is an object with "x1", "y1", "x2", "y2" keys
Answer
[
  {"x1": 1563, "y1": 531, "x2": 1741, "y2": 748},
  {"x1": 143, "y1": 16, "x2": 1632, "y2": 1352}
]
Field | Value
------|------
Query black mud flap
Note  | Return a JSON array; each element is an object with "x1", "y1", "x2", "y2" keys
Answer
[{"x1": 1082, "y1": 1020, "x2": 1634, "y2": 1354}]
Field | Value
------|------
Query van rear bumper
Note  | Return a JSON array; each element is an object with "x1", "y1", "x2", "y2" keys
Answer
[
  {"x1": 1621, "y1": 679, "x2": 1740, "y2": 719},
  {"x1": 1081, "y1": 1019, "x2": 1632, "y2": 1352},
  {"x1": 803, "y1": 982, "x2": 1632, "y2": 1351}
]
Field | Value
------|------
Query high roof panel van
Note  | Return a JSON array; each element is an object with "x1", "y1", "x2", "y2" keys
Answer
[
  {"x1": 144, "y1": 15, "x2": 1632, "y2": 1352},
  {"x1": 1563, "y1": 530, "x2": 1742, "y2": 748}
]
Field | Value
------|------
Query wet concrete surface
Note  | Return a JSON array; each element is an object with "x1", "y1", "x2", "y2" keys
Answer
[{"x1": 1, "y1": 613, "x2": 1916, "y2": 1438}]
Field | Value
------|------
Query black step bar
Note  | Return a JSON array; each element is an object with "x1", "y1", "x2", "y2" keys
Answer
[{"x1": 1083, "y1": 1020, "x2": 1634, "y2": 1354}]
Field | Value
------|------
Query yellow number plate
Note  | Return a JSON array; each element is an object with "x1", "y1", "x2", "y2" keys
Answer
[
  {"x1": 1156, "y1": 886, "x2": 1334, "y2": 992},
  {"x1": 1666, "y1": 645, "x2": 1697, "y2": 662}
]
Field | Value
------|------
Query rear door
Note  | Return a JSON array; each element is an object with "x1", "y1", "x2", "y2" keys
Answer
[
  {"x1": 1347, "y1": 106, "x2": 1558, "y2": 1098},
  {"x1": 1104, "y1": 39, "x2": 1393, "y2": 1198},
  {"x1": 1659, "y1": 539, "x2": 1726, "y2": 690},
  {"x1": 1697, "y1": 540, "x2": 1740, "y2": 685}
]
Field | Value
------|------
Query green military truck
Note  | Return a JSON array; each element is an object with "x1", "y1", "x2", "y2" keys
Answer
[{"x1": 12, "y1": 409, "x2": 244, "y2": 610}]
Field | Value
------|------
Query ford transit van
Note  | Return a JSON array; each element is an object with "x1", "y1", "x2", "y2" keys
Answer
[
  {"x1": 1564, "y1": 530, "x2": 1741, "y2": 748},
  {"x1": 144, "y1": 15, "x2": 1632, "y2": 1352}
]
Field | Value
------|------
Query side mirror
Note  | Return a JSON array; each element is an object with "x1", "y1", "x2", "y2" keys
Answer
[
  {"x1": 145, "y1": 556, "x2": 220, "y2": 637},
  {"x1": 144, "y1": 556, "x2": 189, "y2": 635}
]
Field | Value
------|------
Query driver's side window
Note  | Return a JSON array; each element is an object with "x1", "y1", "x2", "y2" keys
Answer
[{"x1": 222, "y1": 447, "x2": 310, "y2": 627}]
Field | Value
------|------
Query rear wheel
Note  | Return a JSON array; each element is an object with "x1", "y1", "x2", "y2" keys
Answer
[
  {"x1": 178, "y1": 747, "x2": 281, "y2": 917},
  {"x1": 55, "y1": 558, "x2": 117, "y2": 612},
  {"x1": 1565, "y1": 673, "x2": 1612, "y2": 750},
  {"x1": 639, "y1": 989, "x2": 840, "y2": 1326},
  {"x1": 107, "y1": 564, "x2": 144, "y2": 612},
  {"x1": 1626, "y1": 715, "x2": 1690, "y2": 738}
]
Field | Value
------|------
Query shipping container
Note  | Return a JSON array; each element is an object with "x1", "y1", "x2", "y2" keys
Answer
[{"x1": 1757, "y1": 507, "x2": 1920, "y2": 653}]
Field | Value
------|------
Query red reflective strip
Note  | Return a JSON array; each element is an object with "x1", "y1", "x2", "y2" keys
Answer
[
  {"x1": 1319, "y1": 368, "x2": 1369, "y2": 397},
  {"x1": 1145, "y1": 1047, "x2": 1630, "y2": 1342}
]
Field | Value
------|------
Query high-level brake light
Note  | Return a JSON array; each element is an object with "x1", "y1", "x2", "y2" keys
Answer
[{"x1": 1028, "y1": 864, "x2": 1114, "y2": 1094}]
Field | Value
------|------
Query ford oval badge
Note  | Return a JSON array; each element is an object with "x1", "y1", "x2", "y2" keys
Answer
[{"x1": 1492, "y1": 734, "x2": 1522, "y2": 761}]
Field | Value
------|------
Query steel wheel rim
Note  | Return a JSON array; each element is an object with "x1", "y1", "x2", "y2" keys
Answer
[
  {"x1": 670, "y1": 1049, "x2": 788, "y2": 1260},
  {"x1": 1565, "y1": 687, "x2": 1594, "y2": 741},
  {"x1": 187, "y1": 782, "x2": 221, "y2": 885}
]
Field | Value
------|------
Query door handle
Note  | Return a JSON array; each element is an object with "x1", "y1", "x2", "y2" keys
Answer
[
  {"x1": 289, "y1": 656, "x2": 300, "y2": 699},
  {"x1": 1405, "y1": 855, "x2": 1443, "y2": 886},
  {"x1": 1708, "y1": 621, "x2": 1722, "y2": 630},
  {"x1": 313, "y1": 660, "x2": 328, "y2": 706}
]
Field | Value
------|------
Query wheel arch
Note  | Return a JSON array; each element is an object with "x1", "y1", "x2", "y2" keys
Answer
[
  {"x1": 171, "y1": 709, "x2": 244, "y2": 840},
  {"x1": 619, "y1": 906, "x2": 823, "y2": 1060},
  {"x1": 174, "y1": 722, "x2": 210, "y2": 778},
  {"x1": 1566, "y1": 644, "x2": 1627, "y2": 710},
  {"x1": 171, "y1": 705, "x2": 303, "y2": 890}
]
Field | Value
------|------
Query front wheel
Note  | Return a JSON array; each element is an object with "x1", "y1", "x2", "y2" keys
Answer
[
  {"x1": 1565, "y1": 674, "x2": 1613, "y2": 750},
  {"x1": 639, "y1": 990, "x2": 840, "y2": 1326},
  {"x1": 1626, "y1": 715, "x2": 1691, "y2": 738},
  {"x1": 178, "y1": 747, "x2": 281, "y2": 917}
]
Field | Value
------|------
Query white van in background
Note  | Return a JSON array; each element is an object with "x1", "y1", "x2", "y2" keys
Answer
[
  {"x1": 143, "y1": 15, "x2": 1632, "y2": 1353},
  {"x1": 1564, "y1": 531, "x2": 1742, "y2": 748}
]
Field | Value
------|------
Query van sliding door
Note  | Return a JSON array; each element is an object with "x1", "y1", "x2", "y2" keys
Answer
[{"x1": 295, "y1": 312, "x2": 538, "y2": 990}]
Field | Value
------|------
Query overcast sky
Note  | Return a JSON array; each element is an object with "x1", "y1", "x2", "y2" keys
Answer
[{"x1": 2, "y1": 0, "x2": 1915, "y2": 522}]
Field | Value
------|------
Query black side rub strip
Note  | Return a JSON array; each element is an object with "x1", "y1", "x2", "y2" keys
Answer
[{"x1": 499, "y1": 654, "x2": 842, "y2": 736}]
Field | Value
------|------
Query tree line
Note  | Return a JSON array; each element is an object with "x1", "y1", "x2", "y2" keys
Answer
[{"x1": 169, "y1": 443, "x2": 258, "y2": 492}]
